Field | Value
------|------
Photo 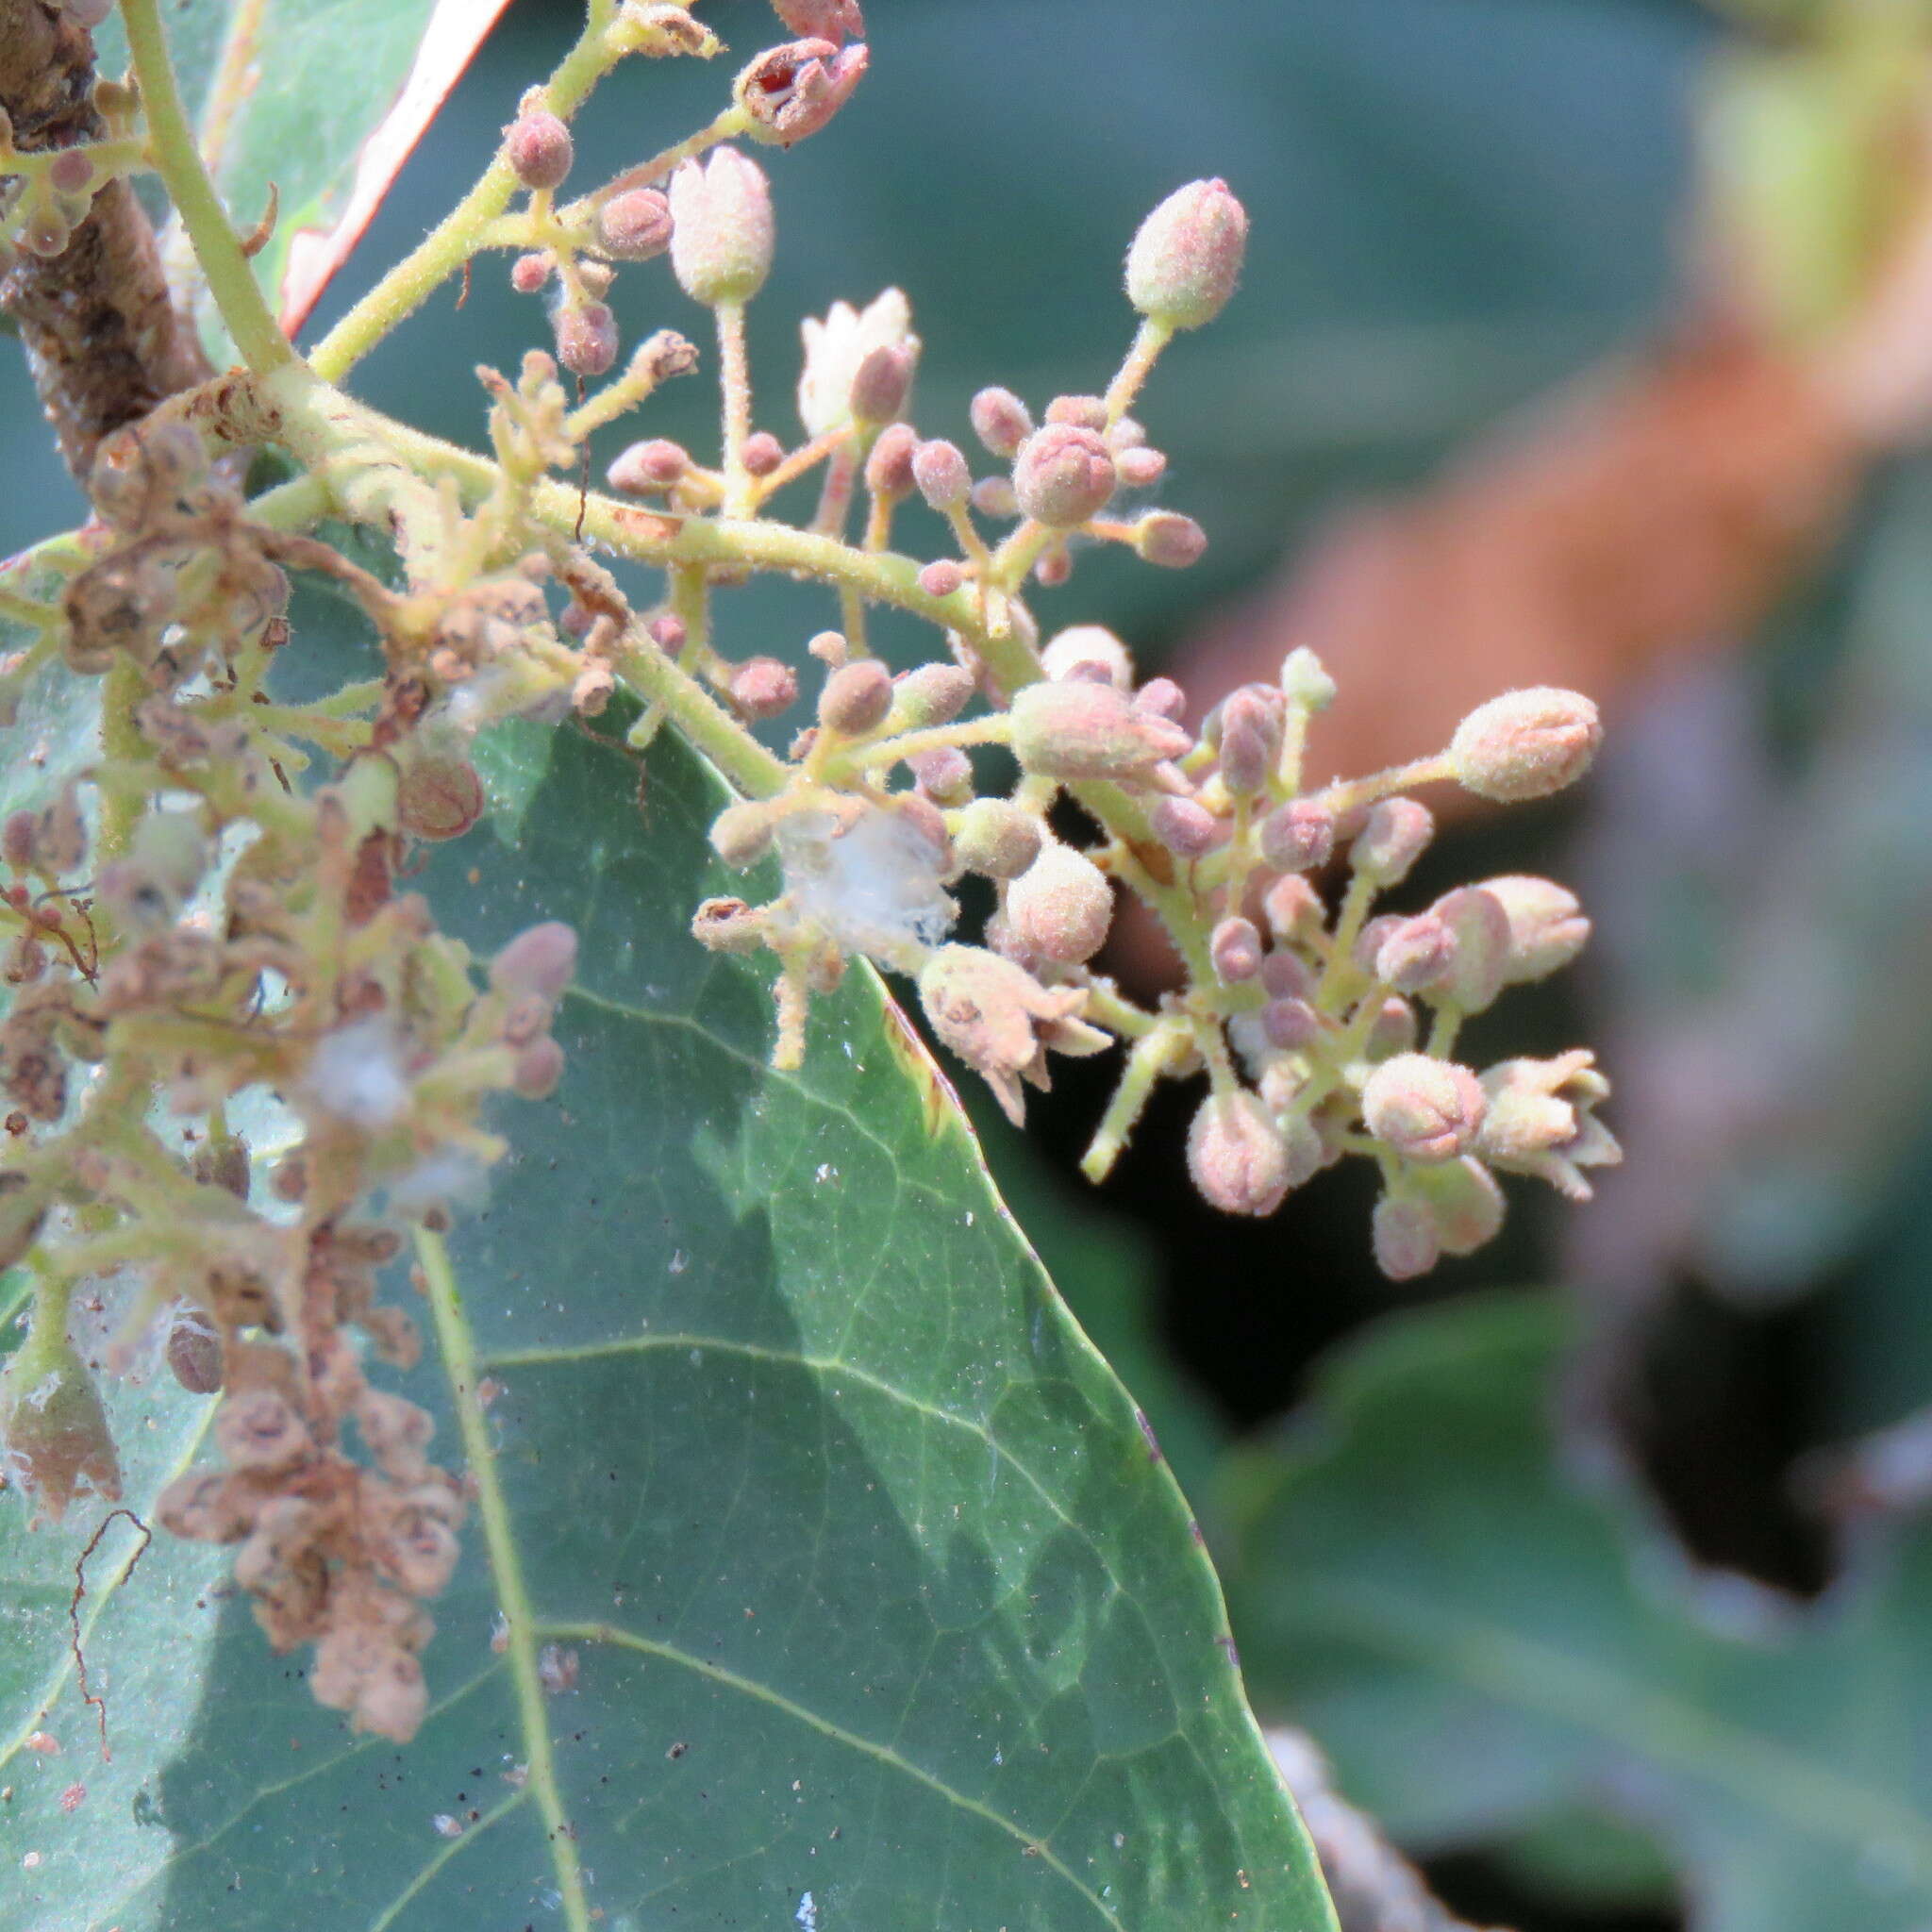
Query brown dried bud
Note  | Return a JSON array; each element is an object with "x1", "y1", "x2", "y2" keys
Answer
[
  {"x1": 216, "y1": 1389, "x2": 311, "y2": 1474},
  {"x1": 608, "y1": 437, "x2": 689, "y2": 493},
  {"x1": 1008, "y1": 678, "x2": 1189, "y2": 782},
  {"x1": 507, "y1": 108, "x2": 574, "y2": 191},
  {"x1": 1257, "y1": 799, "x2": 1335, "y2": 874},
  {"x1": 0, "y1": 1323, "x2": 122, "y2": 1521},
  {"x1": 953, "y1": 799, "x2": 1041, "y2": 880},
  {"x1": 2, "y1": 811, "x2": 38, "y2": 872},
  {"x1": 692, "y1": 896, "x2": 766, "y2": 953},
  {"x1": 1133, "y1": 511, "x2": 1208, "y2": 569},
  {"x1": 970, "y1": 386, "x2": 1033, "y2": 458},
  {"x1": 735, "y1": 39, "x2": 868, "y2": 146},
  {"x1": 730, "y1": 656, "x2": 799, "y2": 720},
  {"x1": 818, "y1": 658, "x2": 893, "y2": 735},
  {"x1": 864, "y1": 421, "x2": 918, "y2": 495},
  {"x1": 555, "y1": 301, "x2": 619, "y2": 377},
  {"x1": 396, "y1": 753, "x2": 485, "y2": 841},
  {"x1": 1006, "y1": 842, "x2": 1112, "y2": 965},
  {"x1": 1012, "y1": 425, "x2": 1116, "y2": 527},
  {"x1": 1361, "y1": 1054, "x2": 1485, "y2": 1163},
  {"x1": 596, "y1": 187, "x2": 675, "y2": 260},
  {"x1": 1448, "y1": 688, "x2": 1602, "y2": 803},
  {"x1": 1125, "y1": 177, "x2": 1249, "y2": 331},
  {"x1": 1187, "y1": 1090, "x2": 1291, "y2": 1217},
  {"x1": 165, "y1": 1307, "x2": 225, "y2": 1394},
  {"x1": 1477, "y1": 874, "x2": 1591, "y2": 984},
  {"x1": 1350, "y1": 798, "x2": 1433, "y2": 886},
  {"x1": 912, "y1": 438, "x2": 971, "y2": 511},
  {"x1": 669, "y1": 146, "x2": 774, "y2": 306}
]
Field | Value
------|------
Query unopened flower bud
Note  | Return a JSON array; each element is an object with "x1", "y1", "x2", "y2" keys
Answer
[
  {"x1": 1364, "y1": 996, "x2": 1419, "y2": 1061},
  {"x1": 396, "y1": 753, "x2": 485, "y2": 842},
  {"x1": 1136, "y1": 676, "x2": 1187, "y2": 722},
  {"x1": 1361, "y1": 1053, "x2": 1485, "y2": 1163},
  {"x1": 1478, "y1": 874, "x2": 1591, "y2": 984},
  {"x1": 912, "y1": 438, "x2": 971, "y2": 511},
  {"x1": 491, "y1": 921, "x2": 578, "y2": 1005},
  {"x1": 1126, "y1": 178, "x2": 1248, "y2": 331},
  {"x1": 1149, "y1": 795, "x2": 1222, "y2": 858},
  {"x1": 1374, "y1": 913, "x2": 1455, "y2": 993},
  {"x1": 1041, "y1": 624, "x2": 1133, "y2": 690},
  {"x1": 1188, "y1": 1090, "x2": 1291, "y2": 1217},
  {"x1": 970, "y1": 386, "x2": 1033, "y2": 458},
  {"x1": 1425, "y1": 886, "x2": 1511, "y2": 1012},
  {"x1": 734, "y1": 38, "x2": 868, "y2": 146},
  {"x1": 510, "y1": 251, "x2": 556, "y2": 294},
  {"x1": 1012, "y1": 425, "x2": 1116, "y2": 527},
  {"x1": 850, "y1": 343, "x2": 915, "y2": 423},
  {"x1": 555, "y1": 301, "x2": 618, "y2": 377},
  {"x1": 0, "y1": 1323, "x2": 122, "y2": 1522},
  {"x1": 1257, "y1": 799, "x2": 1335, "y2": 873},
  {"x1": 1009, "y1": 678, "x2": 1190, "y2": 781},
  {"x1": 1044, "y1": 393, "x2": 1108, "y2": 430},
  {"x1": 1211, "y1": 915, "x2": 1263, "y2": 984},
  {"x1": 971, "y1": 475, "x2": 1018, "y2": 519},
  {"x1": 668, "y1": 147, "x2": 774, "y2": 306},
  {"x1": 741, "y1": 430, "x2": 786, "y2": 476},
  {"x1": 1214, "y1": 685, "x2": 1283, "y2": 796},
  {"x1": 1133, "y1": 511, "x2": 1208, "y2": 569},
  {"x1": 1263, "y1": 996, "x2": 1321, "y2": 1051},
  {"x1": 818, "y1": 658, "x2": 893, "y2": 735},
  {"x1": 864, "y1": 421, "x2": 917, "y2": 494},
  {"x1": 1260, "y1": 949, "x2": 1316, "y2": 1001},
  {"x1": 24, "y1": 208, "x2": 71, "y2": 260},
  {"x1": 954, "y1": 799, "x2": 1041, "y2": 879},
  {"x1": 165, "y1": 1307, "x2": 225, "y2": 1395},
  {"x1": 770, "y1": 0, "x2": 864, "y2": 38},
  {"x1": 507, "y1": 108, "x2": 574, "y2": 191},
  {"x1": 1279, "y1": 645, "x2": 1337, "y2": 710},
  {"x1": 608, "y1": 437, "x2": 688, "y2": 493},
  {"x1": 894, "y1": 661, "x2": 974, "y2": 727},
  {"x1": 916, "y1": 559, "x2": 964, "y2": 598},
  {"x1": 1116, "y1": 445, "x2": 1168, "y2": 489},
  {"x1": 909, "y1": 746, "x2": 974, "y2": 806},
  {"x1": 1448, "y1": 687, "x2": 1602, "y2": 803},
  {"x1": 1405, "y1": 1158, "x2": 1507, "y2": 1257},
  {"x1": 512, "y1": 1035, "x2": 567, "y2": 1100},
  {"x1": 596, "y1": 187, "x2": 674, "y2": 259},
  {"x1": 3, "y1": 810, "x2": 38, "y2": 871},
  {"x1": 1006, "y1": 841, "x2": 1112, "y2": 965},
  {"x1": 709, "y1": 802, "x2": 775, "y2": 867},
  {"x1": 1263, "y1": 873, "x2": 1324, "y2": 942},
  {"x1": 1372, "y1": 1196, "x2": 1441, "y2": 1282},
  {"x1": 1350, "y1": 798, "x2": 1433, "y2": 886},
  {"x1": 730, "y1": 657, "x2": 798, "y2": 720}
]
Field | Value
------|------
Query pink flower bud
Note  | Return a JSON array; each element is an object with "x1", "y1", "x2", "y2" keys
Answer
[
  {"x1": 1373, "y1": 913, "x2": 1455, "y2": 993},
  {"x1": 491, "y1": 921, "x2": 578, "y2": 1005},
  {"x1": 1188, "y1": 1090, "x2": 1291, "y2": 1217},
  {"x1": 554, "y1": 301, "x2": 618, "y2": 377},
  {"x1": 1041, "y1": 624, "x2": 1134, "y2": 690},
  {"x1": 512, "y1": 1035, "x2": 566, "y2": 1101},
  {"x1": 1006, "y1": 842, "x2": 1113, "y2": 965},
  {"x1": 917, "y1": 559, "x2": 964, "y2": 598},
  {"x1": 917, "y1": 943, "x2": 1104, "y2": 1125},
  {"x1": 668, "y1": 147, "x2": 774, "y2": 306},
  {"x1": 770, "y1": 0, "x2": 864, "y2": 39},
  {"x1": 954, "y1": 799, "x2": 1042, "y2": 879},
  {"x1": 1372, "y1": 1196, "x2": 1441, "y2": 1282},
  {"x1": 1126, "y1": 177, "x2": 1249, "y2": 331},
  {"x1": 1034, "y1": 545, "x2": 1073, "y2": 587},
  {"x1": 1361, "y1": 1053, "x2": 1485, "y2": 1163},
  {"x1": 970, "y1": 386, "x2": 1034, "y2": 458},
  {"x1": 1012, "y1": 425, "x2": 1117, "y2": 527},
  {"x1": 1425, "y1": 886, "x2": 1511, "y2": 1012},
  {"x1": 596, "y1": 187, "x2": 674, "y2": 259},
  {"x1": 735, "y1": 39, "x2": 868, "y2": 146},
  {"x1": 1350, "y1": 797, "x2": 1433, "y2": 885},
  {"x1": 1116, "y1": 445, "x2": 1168, "y2": 490},
  {"x1": 910, "y1": 746, "x2": 974, "y2": 805},
  {"x1": 1136, "y1": 675, "x2": 1187, "y2": 722},
  {"x1": 1263, "y1": 873, "x2": 1324, "y2": 942},
  {"x1": 850, "y1": 342, "x2": 915, "y2": 423},
  {"x1": 741, "y1": 430, "x2": 786, "y2": 476},
  {"x1": 1407, "y1": 1158, "x2": 1507, "y2": 1257},
  {"x1": 1214, "y1": 685, "x2": 1283, "y2": 796},
  {"x1": 510, "y1": 251, "x2": 554, "y2": 294},
  {"x1": 912, "y1": 438, "x2": 971, "y2": 510},
  {"x1": 1448, "y1": 687, "x2": 1602, "y2": 803},
  {"x1": 608, "y1": 437, "x2": 689, "y2": 492},
  {"x1": 730, "y1": 657, "x2": 798, "y2": 720},
  {"x1": 971, "y1": 475, "x2": 1018, "y2": 519},
  {"x1": 1262, "y1": 996, "x2": 1321, "y2": 1050},
  {"x1": 1364, "y1": 995, "x2": 1419, "y2": 1061},
  {"x1": 1008, "y1": 678, "x2": 1190, "y2": 781},
  {"x1": 818, "y1": 658, "x2": 893, "y2": 735},
  {"x1": 709, "y1": 801, "x2": 776, "y2": 867},
  {"x1": 1149, "y1": 795, "x2": 1223, "y2": 858},
  {"x1": 1133, "y1": 511, "x2": 1208, "y2": 569},
  {"x1": 1210, "y1": 915, "x2": 1263, "y2": 984},
  {"x1": 396, "y1": 753, "x2": 485, "y2": 842},
  {"x1": 1044, "y1": 393, "x2": 1108, "y2": 430},
  {"x1": 507, "y1": 108, "x2": 574, "y2": 191},
  {"x1": 864, "y1": 421, "x2": 918, "y2": 494},
  {"x1": 1260, "y1": 949, "x2": 1316, "y2": 1001},
  {"x1": 1477, "y1": 874, "x2": 1591, "y2": 983},
  {"x1": 1257, "y1": 799, "x2": 1336, "y2": 873},
  {"x1": 894, "y1": 661, "x2": 974, "y2": 726}
]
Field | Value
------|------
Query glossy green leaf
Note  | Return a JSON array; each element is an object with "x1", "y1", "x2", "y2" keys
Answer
[
  {"x1": 0, "y1": 717, "x2": 1330, "y2": 1931},
  {"x1": 1228, "y1": 1293, "x2": 1932, "y2": 1932}
]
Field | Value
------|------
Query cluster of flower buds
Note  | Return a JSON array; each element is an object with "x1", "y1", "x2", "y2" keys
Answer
[{"x1": 0, "y1": 75, "x2": 140, "y2": 272}]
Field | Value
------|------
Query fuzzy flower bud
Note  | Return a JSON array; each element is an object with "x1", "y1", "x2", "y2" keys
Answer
[
  {"x1": 912, "y1": 438, "x2": 971, "y2": 511},
  {"x1": 554, "y1": 301, "x2": 618, "y2": 377},
  {"x1": 1263, "y1": 873, "x2": 1324, "y2": 943},
  {"x1": 1279, "y1": 645, "x2": 1337, "y2": 710},
  {"x1": 1374, "y1": 914, "x2": 1455, "y2": 994},
  {"x1": 1425, "y1": 886, "x2": 1511, "y2": 1013},
  {"x1": 731, "y1": 657, "x2": 799, "y2": 720},
  {"x1": 864, "y1": 421, "x2": 917, "y2": 494},
  {"x1": 954, "y1": 799, "x2": 1042, "y2": 880},
  {"x1": 799, "y1": 289, "x2": 919, "y2": 436},
  {"x1": 1006, "y1": 842, "x2": 1113, "y2": 965},
  {"x1": 1188, "y1": 1090, "x2": 1291, "y2": 1217},
  {"x1": 710, "y1": 802, "x2": 775, "y2": 868},
  {"x1": 506, "y1": 108, "x2": 574, "y2": 191},
  {"x1": 1372, "y1": 1196, "x2": 1441, "y2": 1282},
  {"x1": 818, "y1": 658, "x2": 893, "y2": 736},
  {"x1": 970, "y1": 386, "x2": 1033, "y2": 458},
  {"x1": 1478, "y1": 874, "x2": 1591, "y2": 984},
  {"x1": 0, "y1": 1324, "x2": 122, "y2": 1522},
  {"x1": 1149, "y1": 795, "x2": 1223, "y2": 859},
  {"x1": 668, "y1": 147, "x2": 774, "y2": 306},
  {"x1": 1449, "y1": 687, "x2": 1602, "y2": 803},
  {"x1": 917, "y1": 560, "x2": 964, "y2": 599},
  {"x1": 1012, "y1": 425, "x2": 1116, "y2": 528},
  {"x1": 1361, "y1": 1053, "x2": 1485, "y2": 1164},
  {"x1": 1133, "y1": 511, "x2": 1208, "y2": 569},
  {"x1": 1263, "y1": 996, "x2": 1321, "y2": 1051},
  {"x1": 1257, "y1": 799, "x2": 1335, "y2": 874},
  {"x1": 735, "y1": 39, "x2": 868, "y2": 146},
  {"x1": 595, "y1": 188, "x2": 673, "y2": 260},
  {"x1": 1350, "y1": 798, "x2": 1433, "y2": 886},
  {"x1": 893, "y1": 661, "x2": 974, "y2": 728},
  {"x1": 1041, "y1": 625, "x2": 1133, "y2": 691},
  {"x1": 1125, "y1": 178, "x2": 1249, "y2": 331},
  {"x1": 851, "y1": 343, "x2": 916, "y2": 424},
  {"x1": 510, "y1": 250, "x2": 554, "y2": 294},
  {"x1": 1136, "y1": 676, "x2": 1187, "y2": 722},
  {"x1": 608, "y1": 437, "x2": 688, "y2": 493},
  {"x1": 1211, "y1": 915, "x2": 1264, "y2": 984},
  {"x1": 770, "y1": 0, "x2": 864, "y2": 38},
  {"x1": 491, "y1": 921, "x2": 578, "y2": 1006},
  {"x1": 1214, "y1": 685, "x2": 1283, "y2": 796},
  {"x1": 1404, "y1": 1158, "x2": 1507, "y2": 1257},
  {"x1": 1475, "y1": 1051, "x2": 1620, "y2": 1200},
  {"x1": 1008, "y1": 678, "x2": 1189, "y2": 782}
]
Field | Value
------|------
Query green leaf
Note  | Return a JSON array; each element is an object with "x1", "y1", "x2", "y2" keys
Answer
[
  {"x1": 0, "y1": 720, "x2": 1330, "y2": 1930},
  {"x1": 1227, "y1": 1292, "x2": 1932, "y2": 1932},
  {"x1": 93, "y1": 0, "x2": 508, "y2": 344}
]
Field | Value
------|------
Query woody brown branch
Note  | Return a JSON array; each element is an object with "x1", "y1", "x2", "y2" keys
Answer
[{"x1": 0, "y1": 0, "x2": 209, "y2": 484}]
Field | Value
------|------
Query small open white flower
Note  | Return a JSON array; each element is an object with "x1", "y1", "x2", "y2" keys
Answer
[{"x1": 797, "y1": 289, "x2": 920, "y2": 437}]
